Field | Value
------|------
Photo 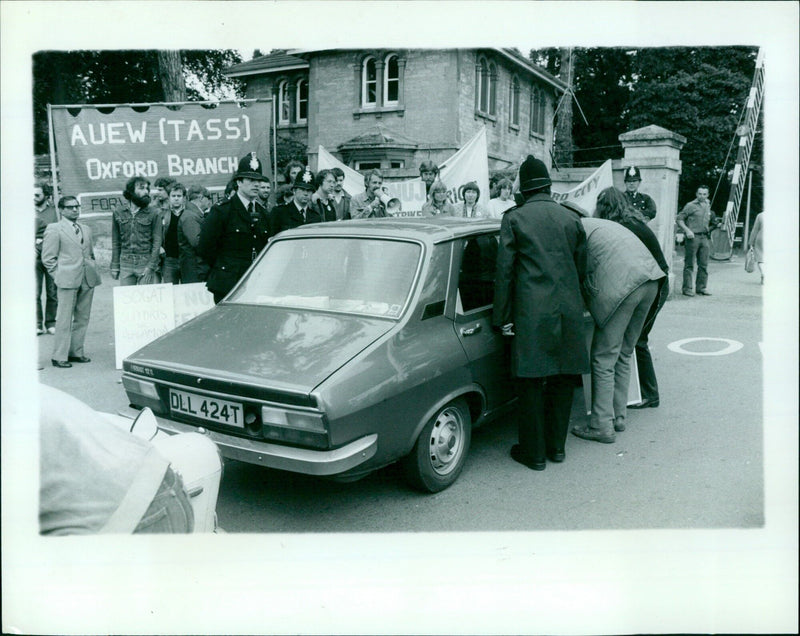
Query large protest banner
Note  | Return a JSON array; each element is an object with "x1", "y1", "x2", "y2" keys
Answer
[
  {"x1": 50, "y1": 99, "x2": 272, "y2": 216},
  {"x1": 317, "y1": 127, "x2": 490, "y2": 216},
  {"x1": 551, "y1": 159, "x2": 613, "y2": 216}
]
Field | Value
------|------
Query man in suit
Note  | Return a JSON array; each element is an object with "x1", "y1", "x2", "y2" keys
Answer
[
  {"x1": 269, "y1": 167, "x2": 321, "y2": 235},
  {"x1": 199, "y1": 153, "x2": 272, "y2": 304},
  {"x1": 41, "y1": 196, "x2": 102, "y2": 368},
  {"x1": 35, "y1": 180, "x2": 59, "y2": 334}
]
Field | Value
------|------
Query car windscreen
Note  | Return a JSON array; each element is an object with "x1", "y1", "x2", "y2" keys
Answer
[{"x1": 228, "y1": 237, "x2": 422, "y2": 318}]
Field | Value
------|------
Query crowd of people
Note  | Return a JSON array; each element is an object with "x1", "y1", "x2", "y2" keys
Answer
[{"x1": 34, "y1": 149, "x2": 733, "y2": 474}]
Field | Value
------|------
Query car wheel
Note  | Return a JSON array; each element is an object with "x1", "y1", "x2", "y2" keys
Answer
[{"x1": 405, "y1": 398, "x2": 471, "y2": 493}]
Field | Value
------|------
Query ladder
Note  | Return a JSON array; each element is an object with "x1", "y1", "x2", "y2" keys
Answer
[{"x1": 711, "y1": 49, "x2": 764, "y2": 260}]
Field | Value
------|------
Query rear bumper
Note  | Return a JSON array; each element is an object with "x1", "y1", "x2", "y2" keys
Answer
[{"x1": 132, "y1": 410, "x2": 378, "y2": 476}]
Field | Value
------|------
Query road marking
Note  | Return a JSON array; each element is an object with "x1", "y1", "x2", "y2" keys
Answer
[{"x1": 668, "y1": 337, "x2": 744, "y2": 356}]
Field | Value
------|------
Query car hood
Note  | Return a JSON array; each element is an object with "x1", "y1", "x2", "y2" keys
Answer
[{"x1": 127, "y1": 304, "x2": 395, "y2": 395}]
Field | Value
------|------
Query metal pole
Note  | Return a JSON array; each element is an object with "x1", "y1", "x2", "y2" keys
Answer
[
  {"x1": 46, "y1": 104, "x2": 60, "y2": 209},
  {"x1": 743, "y1": 169, "x2": 753, "y2": 250},
  {"x1": 272, "y1": 98, "x2": 278, "y2": 184}
]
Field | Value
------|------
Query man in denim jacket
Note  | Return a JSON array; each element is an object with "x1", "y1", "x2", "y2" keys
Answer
[{"x1": 111, "y1": 177, "x2": 163, "y2": 285}]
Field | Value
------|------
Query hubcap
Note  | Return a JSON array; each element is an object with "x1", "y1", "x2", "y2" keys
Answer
[{"x1": 428, "y1": 407, "x2": 465, "y2": 476}]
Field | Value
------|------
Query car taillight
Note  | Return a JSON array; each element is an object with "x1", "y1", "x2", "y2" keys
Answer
[
  {"x1": 260, "y1": 406, "x2": 328, "y2": 449},
  {"x1": 122, "y1": 375, "x2": 160, "y2": 400}
]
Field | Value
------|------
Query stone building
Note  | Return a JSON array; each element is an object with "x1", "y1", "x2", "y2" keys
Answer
[{"x1": 225, "y1": 48, "x2": 566, "y2": 181}]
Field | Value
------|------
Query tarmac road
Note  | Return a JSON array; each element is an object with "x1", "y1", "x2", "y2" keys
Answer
[{"x1": 36, "y1": 250, "x2": 766, "y2": 532}]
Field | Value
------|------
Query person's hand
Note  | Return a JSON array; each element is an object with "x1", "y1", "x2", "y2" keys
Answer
[
  {"x1": 501, "y1": 323, "x2": 515, "y2": 337},
  {"x1": 110, "y1": 270, "x2": 120, "y2": 280},
  {"x1": 685, "y1": 230, "x2": 694, "y2": 240}
]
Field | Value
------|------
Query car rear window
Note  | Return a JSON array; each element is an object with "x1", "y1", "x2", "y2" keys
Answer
[{"x1": 228, "y1": 237, "x2": 422, "y2": 318}]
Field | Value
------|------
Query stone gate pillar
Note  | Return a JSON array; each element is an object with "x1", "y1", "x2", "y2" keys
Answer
[{"x1": 618, "y1": 125, "x2": 686, "y2": 285}]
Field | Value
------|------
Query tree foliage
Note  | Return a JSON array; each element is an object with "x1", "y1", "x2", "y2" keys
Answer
[
  {"x1": 529, "y1": 46, "x2": 761, "y2": 210},
  {"x1": 32, "y1": 49, "x2": 244, "y2": 154}
]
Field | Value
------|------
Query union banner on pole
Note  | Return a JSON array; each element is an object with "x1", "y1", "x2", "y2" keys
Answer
[
  {"x1": 317, "y1": 127, "x2": 490, "y2": 216},
  {"x1": 551, "y1": 159, "x2": 613, "y2": 216},
  {"x1": 50, "y1": 99, "x2": 272, "y2": 216}
]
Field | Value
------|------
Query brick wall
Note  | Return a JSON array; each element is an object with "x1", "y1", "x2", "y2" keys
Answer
[{"x1": 242, "y1": 49, "x2": 557, "y2": 176}]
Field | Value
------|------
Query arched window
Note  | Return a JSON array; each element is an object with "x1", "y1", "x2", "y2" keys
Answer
[
  {"x1": 278, "y1": 80, "x2": 290, "y2": 125},
  {"x1": 296, "y1": 78, "x2": 308, "y2": 123},
  {"x1": 509, "y1": 75, "x2": 520, "y2": 126},
  {"x1": 488, "y1": 62, "x2": 498, "y2": 116},
  {"x1": 530, "y1": 85, "x2": 545, "y2": 135},
  {"x1": 384, "y1": 54, "x2": 399, "y2": 105},
  {"x1": 476, "y1": 56, "x2": 489, "y2": 113},
  {"x1": 361, "y1": 56, "x2": 377, "y2": 108}
]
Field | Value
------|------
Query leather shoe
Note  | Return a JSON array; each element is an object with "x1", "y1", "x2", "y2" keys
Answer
[
  {"x1": 51, "y1": 359, "x2": 72, "y2": 368},
  {"x1": 46, "y1": 327, "x2": 56, "y2": 334},
  {"x1": 614, "y1": 417, "x2": 626, "y2": 432},
  {"x1": 682, "y1": 290, "x2": 695, "y2": 297},
  {"x1": 68, "y1": 355, "x2": 91, "y2": 363},
  {"x1": 547, "y1": 451, "x2": 565, "y2": 463},
  {"x1": 571, "y1": 426, "x2": 615, "y2": 444},
  {"x1": 696, "y1": 290, "x2": 712, "y2": 296},
  {"x1": 629, "y1": 398, "x2": 659, "y2": 409},
  {"x1": 36, "y1": 327, "x2": 45, "y2": 335},
  {"x1": 510, "y1": 444, "x2": 546, "y2": 471}
]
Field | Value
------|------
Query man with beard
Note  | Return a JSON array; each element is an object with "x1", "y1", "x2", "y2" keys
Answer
[
  {"x1": 178, "y1": 185, "x2": 212, "y2": 283},
  {"x1": 35, "y1": 180, "x2": 59, "y2": 334},
  {"x1": 257, "y1": 178, "x2": 274, "y2": 213},
  {"x1": 419, "y1": 160, "x2": 439, "y2": 197},
  {"x1": 351, "y1": 169, "x2": 388, "y2": 218},
  {"x1": 111, "y1": 177, "x2": 163, "y2": 285},
  {"x1": 199, "y1": 153, "x2": 271, "y2": 303},
  {"x1": 329, "y1": 167, "x2": 351, "y2": 220}
]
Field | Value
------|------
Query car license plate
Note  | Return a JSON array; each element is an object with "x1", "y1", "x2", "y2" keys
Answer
[{"x1": 169, "y1": 389, "x2": 244, "y2": 428}]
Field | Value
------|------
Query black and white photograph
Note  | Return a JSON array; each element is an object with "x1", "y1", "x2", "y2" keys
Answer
[{"x1": 2, "y1": 1, "x2": 798, "y2": 634}]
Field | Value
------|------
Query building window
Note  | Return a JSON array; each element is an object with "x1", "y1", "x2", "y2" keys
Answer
[
  {"x1": 530, "y1": 85, "x2": 546, "y2": 136},
  {"x1": 476, "y1": 56, "x2": 497, "y2": 117},
  {"x1": 476, "y1": 57, "x2": 489, "y2": 113},
  {"x1": 384, "y1": 54, "x2": 399, "y2": 105},
  {"x1": 278, "y1": 80, "x2": 290, "y2": 125},
  {"x1": 296, "y1": 79, "x2": 308, "y2": 123},
  {"x1": 509, "y1": 75, "x2": 520, "y2": 127},
  {"x1": 355, "y1": 160, "x2": 381, "y2": 171},
  {"x1": 362, "y1": 56, "x2": 377, "y2": 108},
  {"x1": 389, "y1": 160, "x2": 404, "y2": 169},
  {"x1": 488, "y1": 62, "x2": 497, "y2": 116}
]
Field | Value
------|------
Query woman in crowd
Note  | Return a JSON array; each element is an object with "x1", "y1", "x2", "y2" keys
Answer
[
  {"x1": 572, "y1": 204, "x2": 666, "y2": 443},
  {"x1": 594, "y1": 187, "x2": 669, "y2": 412},
  {"x1": 748, "y1": 212, "x2": 764, "y2": 284},
  {"x1": 421, "y1": 180, "x2": 456, "y2": 216},
  {"x1": 454, "y1": 181, "x2": 487, "y2": 218},
  {"x1": 487, "y1": 178, "x2": 516, "y2": 218}
]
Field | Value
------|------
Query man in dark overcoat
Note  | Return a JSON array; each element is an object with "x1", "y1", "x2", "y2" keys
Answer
[
  {"x1": 198, "y1": 153, "x2": 271, "y2": 303},
  {"x1": 492, "y1": 156, "x2": 589, "y2": 470}
]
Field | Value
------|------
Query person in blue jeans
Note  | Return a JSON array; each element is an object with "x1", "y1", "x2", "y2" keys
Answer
[{"x1": 676, "y1": 185, "x2": 720, "y2": 296}]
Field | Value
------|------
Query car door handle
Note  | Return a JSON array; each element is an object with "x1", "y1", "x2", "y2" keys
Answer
[{"x1": 460, "y1": 323, "x2": 482, "y2": 336}]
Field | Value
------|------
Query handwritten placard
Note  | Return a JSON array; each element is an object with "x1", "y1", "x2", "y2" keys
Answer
[
  {"x1": 173, "y1": 283, "x2": 215, "y2": 327},
  {"x1": 113, "y1": 284, "x2": 175, "y2": 368}
]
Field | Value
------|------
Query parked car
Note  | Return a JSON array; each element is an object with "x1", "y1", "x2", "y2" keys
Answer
[{"x1": 122, "y1": 217, "x2": 517, "y2": 492}]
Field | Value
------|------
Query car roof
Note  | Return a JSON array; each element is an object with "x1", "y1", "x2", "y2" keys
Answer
[{"x1": 274, "y1": 216, "x2": 501, "y2": 245}]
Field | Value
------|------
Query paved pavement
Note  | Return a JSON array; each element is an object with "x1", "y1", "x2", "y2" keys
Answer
[{"x1": 31, "y1": 246, "x2": 775, "y2": 532}]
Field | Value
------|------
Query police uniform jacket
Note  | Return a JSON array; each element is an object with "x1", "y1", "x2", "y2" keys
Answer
[
  {"x1": 492, "y1": 192, "x2": 589, "y2": 378},
  {"x1": 625, "y1": 191, "x2": 657, "y2": 220},
  {"x1": 198, "y1": 194, "x2": 270, "y2": 298},
  {"x1": 269, "y1": 200, "x2": 323, "y2": 236}
]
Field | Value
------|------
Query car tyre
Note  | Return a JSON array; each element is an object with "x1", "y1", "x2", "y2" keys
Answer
[{"x1": 405, "y1": 398, "x2": 471, "y2": 493}]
